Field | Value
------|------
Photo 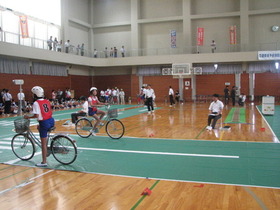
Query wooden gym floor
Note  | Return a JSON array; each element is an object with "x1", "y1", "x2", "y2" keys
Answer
[{"x1": 0, "y1": 102, "x2": 280, "y2": 209}]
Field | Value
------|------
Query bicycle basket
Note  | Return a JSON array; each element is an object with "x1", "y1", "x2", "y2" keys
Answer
[
  {"x1": 108, "y1": 109, "x2": 118, "y2": 118},
  {"x1": 14, "y1": 118, "x2": 30, "y2": 133}
]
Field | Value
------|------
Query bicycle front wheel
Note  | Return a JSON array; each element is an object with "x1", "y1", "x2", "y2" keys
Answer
[
  {"x1": 105, "y1": 119, "x2": 125, "y2": 139},
  {"x1": 51, "y1": 135, "x2": 77, "y2": 165},
  {"x1": 11, "y1": 134, "x2": 35, "y2": 160},
  {"x1": 75, "y1": 118, "x2": 92, "y2": 138}
]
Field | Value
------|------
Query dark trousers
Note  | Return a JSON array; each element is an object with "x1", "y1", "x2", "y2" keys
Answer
[
  {"x1": 4, "y1": 101, "x2": 11, "y2": 114},
  {"x1": 208, "y1": 114, "x2": 222, "y2": 129},
  {"x1": 169, "y1": 95, "x2": 175, "y2": 105},
  {"x1": 71, "y1": 112, "x2": 86, "y2": 123},
  {"x1": 232, "y1": 97, "x2": 236, "y2": 106},
  {"x1": 146, "y1": 97, "x2": 154, "y2": 111}
]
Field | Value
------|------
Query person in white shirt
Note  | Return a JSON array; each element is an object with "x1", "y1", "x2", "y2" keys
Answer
[
  {"x1": 3, "y1": 89, "x2": 12, "y2": 115},
  {"x1": 119, "y1": 89, "x2": 125, "y2": 104},
  {"x1": 206, "y1": 94, "x2": 224, "y2": 130},
  {"x1": 145, "y1": 84, "x2": 155, "y2": 114},
  {"x1": 168, "y1": 86, "x2": 175, "y2": 107},
  {"x1": 238, "y1": 93, "x2": 246, "y2": 107},
  {"x1": 65, "y1": 40, "x2": 70, "y2": 53},
  {"x1": 71, "y1": 96, "x2": 88, "y2": 124},
  {"x1": 17, "y1": 89, "x2": 25, "y2": 114}
]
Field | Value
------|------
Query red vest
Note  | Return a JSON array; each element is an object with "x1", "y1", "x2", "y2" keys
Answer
[
  {"x1": 37, "y1": 99, "x2": 52, "y2": 120},
  {"x1": 89, "y1": 96, "x2": 98, "y2": 111}
]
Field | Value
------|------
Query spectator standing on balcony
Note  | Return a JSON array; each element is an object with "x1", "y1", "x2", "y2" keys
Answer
[
  {"x1": 114, "y1": 47, "x2": 118, "y2": 57},
  {"x1": 110, "y1": 48, "x2": 114, "y2": 57},
  {"x1": 47, "y1": 36, "x2": 53, "y2": 50},
  {"x1": 57, "y1": 40, "x2": 62, "y2": 52},
  {"x1": 211, "y1": 40, "x2": 216, "y2": 53},
  {"x1": 76, "y1": 44, "x2": 80, "y2": 55},
  {"x1": 93, "y1": 49, "x2": 97, "y2": 58},
  {"x1": 81, "y1": 43, "x2": 85, "y2": 56},
  {"x1": 53, "y1": 37, "x2": 58, "y2": 51},
  {"x1": 65, "y1": 40, "x2": 70, "y2": 53},
  {"x1": 104, "y1": 47, "x2": 108, "y2": 58},
  {"x1": 120, "y1": 46, "x2": 125, "y2": 57}
]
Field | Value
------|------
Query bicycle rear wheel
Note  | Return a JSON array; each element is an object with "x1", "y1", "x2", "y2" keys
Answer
[
  {"x1": 11, "y1": 134, "x2": 35, "y2": 160},
  {"x1": 105, "y1": 119, "x2": 125, "y2": 139},
  {"x1": 51, "y1": 135, "x2": 77, "y2": 165},
  {"x1": 75, "y1": 118, "x2": 92, "y2": 138}
]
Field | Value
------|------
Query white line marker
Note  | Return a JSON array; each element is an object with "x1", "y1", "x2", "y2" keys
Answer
[
  {"x1": 6, "y1": 152, "x2": 42, "y2": 164},
  {"x1": 78, "y1": 147, "x2": 239, "y2": 158}
]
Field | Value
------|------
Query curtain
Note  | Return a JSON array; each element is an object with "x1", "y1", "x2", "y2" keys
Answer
[
  {"x1": 137, "y1": 66, "x2": 161, "y2": 76},
  {"x1": 32, "y1": 62, "x2": 67, "y2": 76},
  {"x1": 248, "y1": 62, "x2": 277, "y2": 73},
  {"x1": 0, "y1": 57, "x2": 30, "y2": 74}
]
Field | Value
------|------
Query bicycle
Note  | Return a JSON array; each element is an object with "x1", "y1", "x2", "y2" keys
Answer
[
  {"x1": 75, "y1": 105, "x2": 125, "y2": 139},
  {"x1": 11, "y1": 118, "x2": 77, "y2": 165}
]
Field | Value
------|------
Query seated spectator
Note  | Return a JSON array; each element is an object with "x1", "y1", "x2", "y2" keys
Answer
[
  {"x1": 238, "y1": 93, "x2": 246, "y2": 106},
  {"x1": 70, "y1": 96, "x2": 88, "y2": 124}
]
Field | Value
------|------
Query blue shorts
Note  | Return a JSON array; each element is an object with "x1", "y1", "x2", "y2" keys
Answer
[
  {"x1": 88, "y1": 107, "x2": 97, "y2": 116},
  {"x1": 38, "y1": 117, "x2": 55, "y2": 138}
]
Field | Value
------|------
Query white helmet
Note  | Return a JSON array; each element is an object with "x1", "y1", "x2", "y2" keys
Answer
[
  {"x1": 90, "y1": 87, "x2": 97, "y2": 92},
  {"x1": 31, "y1": 86, "x2": 44, "y2": 97}
]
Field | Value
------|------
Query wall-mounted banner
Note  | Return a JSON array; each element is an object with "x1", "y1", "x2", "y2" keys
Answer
[
  {"x1": 170, "y1": 30, "x2": 176, "y2": 48},
  {"x1": 229, "y1": 25, "x2": 236, "y2": 45},
  {"x1": 197, "y1": 27, "x2": 204, "y2": 46},
  {"x1": 258, "y1": 51, "x2": 280, "y2": 60},
  {"x1": 19, "y1": 15, "x2": 29, "y2": 38}
]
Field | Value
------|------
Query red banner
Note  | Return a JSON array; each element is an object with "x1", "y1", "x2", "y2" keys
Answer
[
  {"x1": 19, "y1": 16, "x2": 29, "y2": 38},
  {"x1": 229, "y1": 25, "x2": 236, "y2": 45},
  {"x1": 197, "y1": 27, "x2": 204, "y2": 46}
]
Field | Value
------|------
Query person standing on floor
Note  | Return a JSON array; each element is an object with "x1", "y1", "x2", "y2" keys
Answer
[
  {"x1": 145, "y1": 84, "x2": 155, "y2": 114},
  {"x1": 231, "y1": 86, "x2": 236, "y2": 106},
  {"x1": 17, "y1": 89, "x2": 26, "y2": 114},
  {"x1": 119, "y1": 89, "x2": 125, "y2": 104},
  {"x1": 3, "y1": 89, "x2": 12, "y2": 115},
  {"x1": 224, "y1": 86, "x2": 230, "y2": 105},
  {"x1": 24, "y1": 86, "x2": 55, "y2": 167},
  {"x1": 206, "y1": 94, "x2": 224, "y2": 130},
  {"x1": 168, "y1": 86, "x2": 175, "y2": 107}
]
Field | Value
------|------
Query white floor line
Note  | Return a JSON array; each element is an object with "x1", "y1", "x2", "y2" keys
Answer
[
  {"x1": 5, "y1": 152, "x2": 42, "y2": 164},
  {"x1": 256, "y1": 106, "x2": 279, "y2": 143},
  {"x1": 78, "y1": 147, "x2": 239, "y2": 159},
  {"x1": 0, "y1": 169, "x2": 54, "y2": 195}
]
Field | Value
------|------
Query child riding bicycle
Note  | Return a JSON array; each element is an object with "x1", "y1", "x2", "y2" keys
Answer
[
  {"x1": 24, "y1": 86, "x2": 55, "y2": 167},
  {"x1": 88, "y1": 87, "x2": 108, "y2": 136}
]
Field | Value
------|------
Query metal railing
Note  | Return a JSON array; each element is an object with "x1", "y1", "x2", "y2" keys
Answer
[{"x1": 0, "y1": 30, "x2": 279, "y2": 58}]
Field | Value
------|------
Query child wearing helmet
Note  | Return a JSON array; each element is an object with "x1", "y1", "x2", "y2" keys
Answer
[
  {"x1": 24, "y1": 86, "x2": 55, "y2": 167},
  {"x1": 88, "y1": 87, "x2": 107, "y2": 136}
]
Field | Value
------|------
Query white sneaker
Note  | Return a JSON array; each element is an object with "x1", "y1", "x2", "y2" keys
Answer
[
  {"x1": 206, "y1": 126, "x2": 212, "y2": 130},
  {"x1": 148, "y1": 111, "x2": 151, "y2": 114},
  {"x1": 151, "y1": 110, "x2": 154, "y2": 113},
  {"x1": 35, "y1": 162, "x2": 48, "y2": 167}
]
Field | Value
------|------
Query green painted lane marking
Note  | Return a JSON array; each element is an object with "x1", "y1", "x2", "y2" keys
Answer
[
  {"x1": 131, "y1": 180, "x2": 160, "y2": 210},
  {"x1": 194, "y1": 126, "x2": 207, "y2": 139},
  {"x1": 224, "y1": 108, "x2": 246, "y2": 123},
  {"x1": 224, "y1": 108, "x2": 235, "y2": 123}
]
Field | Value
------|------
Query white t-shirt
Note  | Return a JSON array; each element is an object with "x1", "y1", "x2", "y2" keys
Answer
[
  {"x1": 81, "y1": 101, "x2": 89, "y2": 113},
  {"x1": 169, "y1": 88, "x2": 174, "y2": 96},
  {"x1": 209, "y1": 100, "x2": 224, "y2": 113},
  {"x1": 17, "y1": 92, "x2": 25, "y2": 100},
  {"x1": 32, "y1": 99, "x2": 44, "y2": 121}
]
